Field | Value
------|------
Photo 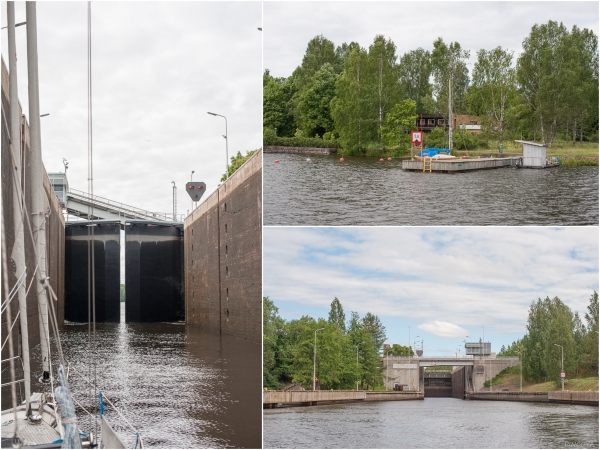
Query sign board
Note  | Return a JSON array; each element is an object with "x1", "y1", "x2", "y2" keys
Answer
[
  {"x1": 560, "y1": 372, "x2": 566, "y2": 379},
  {"x1": 411, "y1": 130, "x2": 423, "y2": 146},
  {"x1": 186, "y1": 182, "x2": 206, "y2": 202},
  {"x1": 431, "y1": 361, "x2": 436, "y2": 366},
  {"x1": 392, "y1": 364, "x2": 418, "y2": 369},
  {"x1": 475, "y1": 365, "x2": 485, "y2": 374}
]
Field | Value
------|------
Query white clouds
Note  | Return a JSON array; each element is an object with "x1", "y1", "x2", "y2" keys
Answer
[
  {"x1": 418, "y1": 321, "x2": 470, "y2": 338},
  {"x1": 264, "y1": 227, "x2": 599, "y2": 351}
]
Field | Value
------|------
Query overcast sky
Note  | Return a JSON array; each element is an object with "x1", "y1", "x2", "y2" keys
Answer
[
  {"x1": 1, "y1": 1, "x2": 262, "y2": 217},
  {"x1": 264, "y1": 227, "x2": 599, "y2": 356},
  {"x1": 264, "y1": 1, "x2": 599, "y2": 78}
]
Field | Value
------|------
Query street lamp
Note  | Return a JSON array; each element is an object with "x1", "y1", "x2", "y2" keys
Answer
[
  {"x1": 171, "y1": 181, "x2": 177, "y2": 221},
  {"x1": 517, "y1": 350, "x2": 525, "y2": 392},
  {"x1": 207, "y1": 112, "x2": 229, "y2": 180},
  {"x1": 313, "y1": 327, "x2": 324, "y2": 391},
  {"x1": 386, "y1": 350, "x2": 392, "y2": 391},
  {"x1": 190, "y1": 171, "x2": 195, "y2": 211},
  {"x1": 355, "y1": 341, "x2": 365, "y2": 391},
  {"x1": 554, "y1": 344, "x2": 564, "y2": 391}
]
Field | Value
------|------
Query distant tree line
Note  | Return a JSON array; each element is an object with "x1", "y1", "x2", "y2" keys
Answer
[
  {"x1": 263, "y1": 297, "x2": 387, "y2": 390},
  {"x1": 498, "y1": 292, "x2": 599, "y2": 385},
  {"x1": 264, "y1": 22, "x2": 598, "y2": 155}
]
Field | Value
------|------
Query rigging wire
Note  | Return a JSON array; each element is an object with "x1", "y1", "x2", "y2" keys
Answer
[{"x1": 86, "y1": 1, "x2": 99, "y2": 444}]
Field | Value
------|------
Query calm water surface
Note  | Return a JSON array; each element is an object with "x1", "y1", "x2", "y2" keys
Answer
[
  {"x1": 55, "y1": 316, "x2": 261, "y2": 448},
  {"x1": 263, "y1": 398, "x2": 599, "y2": 449},
  {"x1": 264, "y1": 154, "x2": 599, "y2": 226}
]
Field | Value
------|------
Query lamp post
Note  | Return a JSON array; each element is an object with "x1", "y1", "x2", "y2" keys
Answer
[
  {"x1": 207, "y1": 112, "x2": 229, "y2": 180},
  {"x1": 171, "y1": 181, "x2": 177, "y2": 221},
  {"x1": 313, "y1": 327, "x2": 324, "y2": 391},
  {"x1": 190, "y1": 171, "x2": 195, "y2": 211},
  {"x1": 408, "y1": 326, "x2": 411, "y2": 390},
  {"x1": 517, "y1": 350, "x2": 524, "y2": 392},
  {"x1": 554, "y1": 344, "x2": 564, "y2": 391},
  {"x1": 355, "y1": 341, "x2": 365, "y2": 391},
  {"x1": 386, "y1": 350, "x2": 392, "y2": 391}
]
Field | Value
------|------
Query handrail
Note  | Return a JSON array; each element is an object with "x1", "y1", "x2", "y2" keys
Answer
[{"x1": 67, "y1": 188, "x2": 185, "y2": 222}]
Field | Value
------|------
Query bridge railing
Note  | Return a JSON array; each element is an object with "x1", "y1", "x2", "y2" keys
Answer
[{"x1": 67, "y1": 188, "x2": 185, "y2": 222}]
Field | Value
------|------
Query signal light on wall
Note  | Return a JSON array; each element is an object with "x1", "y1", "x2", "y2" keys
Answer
[{"x1": 186, "y1": 181, "x2": 206, "y2": 201}]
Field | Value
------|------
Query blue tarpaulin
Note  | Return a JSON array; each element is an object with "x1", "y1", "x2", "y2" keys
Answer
[{"x1": 417, "y1": 148, "x2": 451, "y2": 157}]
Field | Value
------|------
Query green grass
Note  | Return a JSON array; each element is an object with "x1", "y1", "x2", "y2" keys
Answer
[{"x1": 484, "y1": 365, "x2": 598, "y2": 392}]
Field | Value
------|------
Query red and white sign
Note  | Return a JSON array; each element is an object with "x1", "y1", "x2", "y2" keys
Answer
[
  {"x1": 411, "y1": 130, "x2": 423, "y2": 147},
  {"x1": 560, "y1": 372, "x2": 566, "y2": 379},
  {"x1": 431, "y1": 361, "x2": 437, "y2": 366}
]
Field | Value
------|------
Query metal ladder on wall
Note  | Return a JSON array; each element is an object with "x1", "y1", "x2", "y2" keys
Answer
[{"x1": 423, "y1": 157, "x2": 432, "y2": 172}]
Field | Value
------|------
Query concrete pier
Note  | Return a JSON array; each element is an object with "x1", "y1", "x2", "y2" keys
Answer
[
  {"x1": 263, "y1": 390, "x2": 423, "y2": 408},
  {"x1": 467, "y1": 391, "x2": 599, "y2": 405},
  {"x1": 402, "y1": 157, "x2": 515, "y2": 173}
]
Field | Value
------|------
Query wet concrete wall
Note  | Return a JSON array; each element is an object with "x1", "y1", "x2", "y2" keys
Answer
[
  {"x1": 452, "y1": 366, "x2": 466, "y2": 399},
  {"x1": 1, "y1": 57, "x2": 65, "y2": 405},
  {"x1": 65, "y1": 221, "x2": 120, "y2": 322},
  {"x1": 125, "y1": 222, "x2": 184, "y2": 322},
  {"x1": 184, "y1": 150, "x2": 262, "y2": 343}
]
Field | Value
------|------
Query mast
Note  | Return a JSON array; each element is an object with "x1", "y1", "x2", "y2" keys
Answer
[
  {"x1": 26, "y1": 1, "x2": 51, "y2": 383},
  {"x1": 7, "y1": 0, "x2": 32, "y2": 414}
]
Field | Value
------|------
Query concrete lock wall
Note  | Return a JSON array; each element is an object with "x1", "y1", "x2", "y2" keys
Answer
[
  {"x1": 1, "y1": 57, "x2": 65, "y2": 406},
  {"x1": 125, "y1": 222, "x2": 184, "y2": 322},
  {"x1": 65, "y1": 221, "x2": 120, "y2": 322},
  {"x1": 184, "y1": 149, "x2": 262, "y2": 343},
  {"x1": 472, "y1": 358, "x2": 520, "y2": 391}
]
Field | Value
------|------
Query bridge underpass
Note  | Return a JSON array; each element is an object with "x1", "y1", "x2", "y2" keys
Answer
[{"x1": 383, "y1": 357, "x2": 520, "y2": 399}]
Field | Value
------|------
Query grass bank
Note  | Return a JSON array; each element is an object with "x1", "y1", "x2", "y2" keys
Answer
[{"x1": 484, "y1": 365, "x2": 598, "y2": 392}]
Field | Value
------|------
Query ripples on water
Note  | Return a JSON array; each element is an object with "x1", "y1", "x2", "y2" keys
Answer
[
  {"x1": 263, "y1": 154, "x2": 599, "y2": 226},
  {"x1": 55, "y1": 318, "x2": 261, "y2": 448},
  {"x1": 263, "y1": 398, "x2": 599, "y2": 449}
]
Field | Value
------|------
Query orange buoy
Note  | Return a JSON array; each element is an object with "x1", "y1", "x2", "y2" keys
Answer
[
  {"x1": 340, "y1": 157, "x2": 344, "y2": 162},
  {"x1": 274, "y1": 160, "x2": 280, "y2": 163},
  {"x1": 387, "y1": 157, "x2": 392, "y2": 161}
]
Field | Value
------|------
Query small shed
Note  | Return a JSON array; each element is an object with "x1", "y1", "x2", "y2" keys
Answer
[{"x1": 515, "y1": 140, "x2": 546, "y2": 167}]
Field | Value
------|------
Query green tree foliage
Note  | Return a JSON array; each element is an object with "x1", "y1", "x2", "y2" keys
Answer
[
  {"x1": 263, "y1": 70, "x2": 296, "y2": 137},
  {"x1": 367, "y1": 35, "x2": 403, "y2": 142},
  {"x1": 516, "y1": 21, "x2": 598, "y2": 146},
  {"x1": 398, "y1": 48, "x2": 432, "y2": 113},
  {"x1": 331, "y1": 45, "x2": 371, "y2": 154},
  {"x1": 293, "y1": 35, "x2": 339, "y2": 91},
  {"x1": 385, "y1": 344, "x2": 414, "y2": 357},
  {"x1": 519, "y1": 294, "x2": 597, "y2": 385},
  {"x1": 470, "y1": 47, "x2": 517, "y2": 146},
  {"x1": 583, "y1": 291, "x2": 599, "y2": 375},
  {"x1": 295, "y1": 63, "x2": 338, "y2": 137},
  {"x1": 381, "y1": 99, "x2": 418, "y2": 149},
  {"x1": 220, "y1": 149, "x2": 257, "y2": 182},
  {"x1": 328, "y1": 297, "x2": 346, "y2": 332},
  {"x1": 431, "y1": 37, "x2": 470, "y2": 118},
  {"x1": 361, "y1": 312, "x2": 387, "y2": 354}
]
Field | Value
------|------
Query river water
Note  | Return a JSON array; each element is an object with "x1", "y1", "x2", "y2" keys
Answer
[
  {"x1": 263, "y1": 398, "x2": 599, "y2": 449},
  {"x1": 263, "y1": 154, "x2": 599, "y2": 226},
  {"x1": 52, "y1": 313, "x2": 261, "y2": 448}
]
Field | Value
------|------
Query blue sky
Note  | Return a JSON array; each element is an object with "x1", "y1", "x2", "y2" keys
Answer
[{"x1": 263, "y1": 227, "x2": 599, "y2": 356}]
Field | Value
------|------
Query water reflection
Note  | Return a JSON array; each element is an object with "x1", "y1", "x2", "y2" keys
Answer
[
  {"x1": 263, "y1": 398, "x2": 599, "y2": 449},
  {"x1": 264, "y1": 154, "x2": 599, "y2": 226},
  {"x1": 57, "y1": 318, "x2": 261, "y2": 448}
]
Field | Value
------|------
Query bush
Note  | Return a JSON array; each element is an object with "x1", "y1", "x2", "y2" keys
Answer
[{"x1": 263, "y1": 133, "x2": 341, "y2": 149}]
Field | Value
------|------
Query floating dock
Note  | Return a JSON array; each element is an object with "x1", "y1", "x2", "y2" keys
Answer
[{"x1": 402, "y1": 157, "x2": 516, "y2": 173}]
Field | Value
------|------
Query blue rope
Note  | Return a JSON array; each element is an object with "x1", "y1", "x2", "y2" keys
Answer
[
  {"x1": 134, "y1": 431, "x2": 141, "y2": 449},
  {"x1": 98, "y1": 391, "x2": 105, "y2": 419}
]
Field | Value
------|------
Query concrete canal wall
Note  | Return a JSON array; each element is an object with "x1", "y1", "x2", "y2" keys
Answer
[
  {"x1": 264, "y1": 146, "x2": 338, "y2": 155},
  {"x1": 1, "y1": 58, "x2": 65, "y2": 395},
  {"x1": 184, "y1": 149, "x2": 262, "y2": 344},
  {"x1": 263, "y1": 390, "x2": 423, "y2": 408},
  {"x1": 467, "y1": 391, "x2": 599, "y2": 406}
]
